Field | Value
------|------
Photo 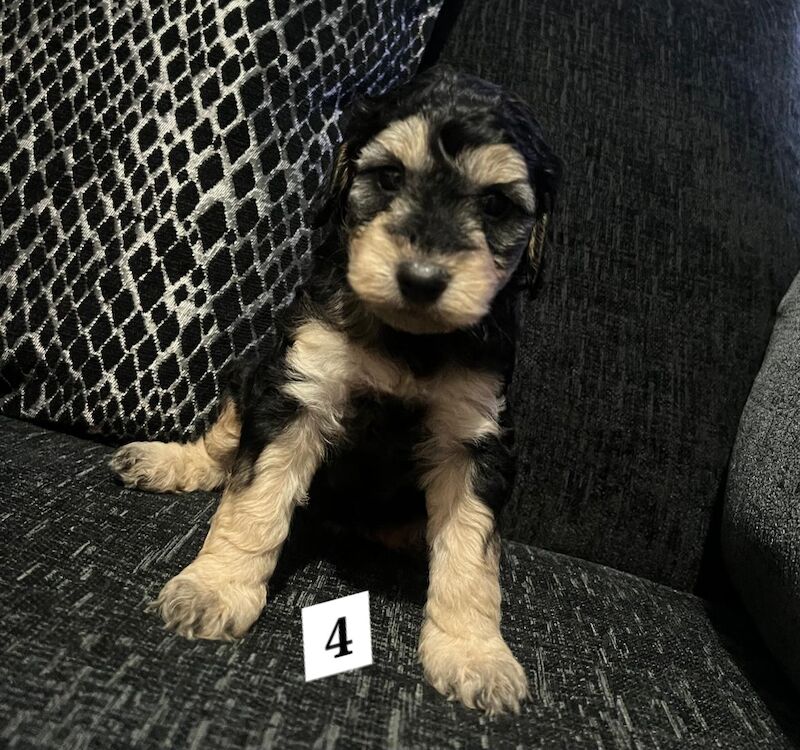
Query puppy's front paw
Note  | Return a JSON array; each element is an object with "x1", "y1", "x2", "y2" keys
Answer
[
  {"x1": 151, "y1": 563, "x2": 266, "y2": 640},
  {"x1": 419, "y1": 619, "x2": 529, "y2": 714}
]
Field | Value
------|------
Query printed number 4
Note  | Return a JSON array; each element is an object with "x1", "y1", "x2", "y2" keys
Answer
[{"x1": 325, "y1": 616, "x2": 354, "y2": 658}]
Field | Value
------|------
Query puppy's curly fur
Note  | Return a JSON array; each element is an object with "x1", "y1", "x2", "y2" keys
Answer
[{"x1": 111, "y1": 65, "x2": 561, "y2": 714}]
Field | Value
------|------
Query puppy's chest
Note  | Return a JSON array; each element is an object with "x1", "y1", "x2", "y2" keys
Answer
[
  {"x1": 307, "y1": 392, "x2": 428, "y2": 528},
  {"x1": 378, "y1": 326, "x2": 488, "y2": 378}
]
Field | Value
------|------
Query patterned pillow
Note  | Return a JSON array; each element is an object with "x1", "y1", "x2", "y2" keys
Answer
[{"x1": 0, "y1": 0, "x2": 441, "y2": 441}]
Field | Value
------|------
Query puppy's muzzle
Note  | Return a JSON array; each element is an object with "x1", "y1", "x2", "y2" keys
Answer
[{"x1": 396, "y1": 260, "x2": 450, "y2": 305}]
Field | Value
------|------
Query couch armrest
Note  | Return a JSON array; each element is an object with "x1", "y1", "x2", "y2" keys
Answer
[{"x1": 723, "y1": 271, "x2": 800, "y2": 687}]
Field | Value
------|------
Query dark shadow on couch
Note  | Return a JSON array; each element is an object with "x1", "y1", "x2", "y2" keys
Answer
[{"x1": 706, "y1": 600, "x2": 800, "y2": 746}]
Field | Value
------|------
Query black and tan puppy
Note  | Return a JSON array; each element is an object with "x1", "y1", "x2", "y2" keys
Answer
[{"x1": 111, "y1": 65, "x2": 560, "y2": 714}]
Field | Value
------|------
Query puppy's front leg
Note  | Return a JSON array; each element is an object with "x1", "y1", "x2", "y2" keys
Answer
[
  {"x1": 153, "y1": 321, "x2": 353, "y2": 640},
  {"x1": 418, "y1": 372, "x2": 528, "y2": 714},
  {"x1": 152, "y1": 412, "x2": 326, "y2": 639}
]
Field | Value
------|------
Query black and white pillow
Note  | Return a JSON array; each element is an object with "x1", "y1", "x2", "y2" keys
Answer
[{"x1": 0, "y1": 0, "x2": 442, "y2": 441}]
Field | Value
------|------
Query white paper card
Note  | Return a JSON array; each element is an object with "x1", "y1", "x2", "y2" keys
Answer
[{"x1": 302, "y1": 591, "x2": 372, "y2": 681}]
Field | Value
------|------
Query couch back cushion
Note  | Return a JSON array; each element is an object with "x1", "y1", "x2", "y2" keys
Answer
[
  {"x1": 0, "y1": 0, "x2": 440, "y2": 440},
  {"x1": 435, "y1": 0, "x2": 800, "y2": 588}
]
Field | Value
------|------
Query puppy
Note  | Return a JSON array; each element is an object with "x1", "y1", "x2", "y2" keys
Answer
[{"x1": 111, "y1": 65, "x2": 560, "y2": 714}]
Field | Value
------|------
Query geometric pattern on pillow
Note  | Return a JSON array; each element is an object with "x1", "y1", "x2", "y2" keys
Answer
[{"x1": 0, "y1": 0, "x2": 440, "y2": 440}]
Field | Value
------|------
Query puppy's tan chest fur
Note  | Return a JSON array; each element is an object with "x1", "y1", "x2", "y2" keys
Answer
[{"x1": 283, "y1": 319, "x2": 504, "y2": 443}]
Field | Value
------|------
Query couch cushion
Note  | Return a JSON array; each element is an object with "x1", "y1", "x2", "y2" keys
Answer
[
  {"x1": 723, "y1": 271, "x2": 800, "y2": 691},
  {"x1": 1, "y1": 417, "x2": 797, "y2": 748},
  {"x1": 0, "y1": 0, "x2": 440, "y2": 442},
  {"x1": 431, "y1": 0, "x2": 800, "y2": 589}
]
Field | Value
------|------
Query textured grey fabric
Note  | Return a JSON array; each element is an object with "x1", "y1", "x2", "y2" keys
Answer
[
  {"x1": 2, "y1": 416, "x2": 798, "y2": 749},
  {"x1": 723, "y1": 271, "x2": 800, "y2": 693},
  {"x1": 433, "y1": 0, "x2": 800, "y2": 589}
]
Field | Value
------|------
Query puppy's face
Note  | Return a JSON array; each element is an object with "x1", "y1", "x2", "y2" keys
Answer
[
  {"x1": 316, "y1": 67, "x2": 560, "y2": 335},
  {"x1": 344, "y1": 115, "x2": 538, "y2": 334}
]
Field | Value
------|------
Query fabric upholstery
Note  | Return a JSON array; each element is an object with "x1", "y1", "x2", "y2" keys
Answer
[
  {"x1": 0, "y1": 0, "x2": 440, "y2": 442},
  {"x1": 723, "y1": 271, "x2": 800, "y2": 692},
  {"x1": 432, "y1": 0, "x2": 800, "y2": 589},
  {"x1": 1, "y1": 416, "x2": 798, "y2": 749}
]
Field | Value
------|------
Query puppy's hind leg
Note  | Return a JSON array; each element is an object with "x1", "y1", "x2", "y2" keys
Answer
[{"x1": 110, "y1": 398, "x2": 241, "y2": 493}]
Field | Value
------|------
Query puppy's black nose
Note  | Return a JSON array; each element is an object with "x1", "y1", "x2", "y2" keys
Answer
[{"x1": 396, "y1": 261, "x2": 450, "y2": 305}]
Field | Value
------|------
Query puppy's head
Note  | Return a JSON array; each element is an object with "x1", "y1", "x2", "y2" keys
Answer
[{"x1": 317, "y1": 66, "x2": 561, "y2": 335}]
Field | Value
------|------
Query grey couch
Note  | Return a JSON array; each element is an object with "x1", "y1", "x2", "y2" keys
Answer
[{"x1": 2, "y1": 0, "x2": 800, "y2": 747}]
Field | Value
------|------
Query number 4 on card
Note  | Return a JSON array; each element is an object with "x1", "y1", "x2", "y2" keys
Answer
[
  {"x1": 302, "y1": 591, "x2": 372, "y2": 681},
  {"x1": 325, "y1": 616, "x2": 354, "y2": 658}
]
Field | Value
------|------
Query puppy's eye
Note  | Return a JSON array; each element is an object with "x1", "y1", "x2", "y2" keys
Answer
[
  {"x1": 481, "y1": 190, "x2": 514, "y2": 219},
  {"x1": 376, "y1": 166, "x2": 404, "y2": 192}
]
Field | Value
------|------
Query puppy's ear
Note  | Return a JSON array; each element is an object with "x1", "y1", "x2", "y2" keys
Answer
[
  {"x1": 526, "y1": 152, "x2": 561, "y2": 288},
  {"x1": 311, "y1": 140, "x2": 355, "y2": 229},
  {"x1": 525, "y1": 214, "x2": 548, "y2": 284},
  {"x1": 501, "y1": 92, "x2": 562, "y2": 291},
  {"x1": 311, "y1": 72, "x2": 443, "y2": 229},
  {"x1": 312, "y1": 88, "x2": 403, "y2": 229}
]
